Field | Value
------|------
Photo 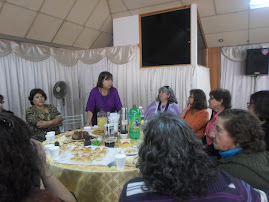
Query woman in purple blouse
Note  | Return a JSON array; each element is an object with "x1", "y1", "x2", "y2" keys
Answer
[
  {"x1": 85, "y1": 71, "x2": 122, "y2": 126},
  {"x1": 144, "y1": 86, "x2": 180, "y2": 120}
]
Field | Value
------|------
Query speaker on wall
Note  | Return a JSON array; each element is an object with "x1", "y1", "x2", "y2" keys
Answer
[{"x1": 246, "y1": 48, "x2": 269, "y2": 76}]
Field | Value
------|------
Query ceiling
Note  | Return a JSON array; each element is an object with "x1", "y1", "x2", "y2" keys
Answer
[{"x1": 0, "y1": 0, "x2": 268, "y2": 50}]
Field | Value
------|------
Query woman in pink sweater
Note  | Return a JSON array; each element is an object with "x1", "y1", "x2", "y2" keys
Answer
[{"x1": 180, "y1": 89, "x2": 209, "y2": 138}]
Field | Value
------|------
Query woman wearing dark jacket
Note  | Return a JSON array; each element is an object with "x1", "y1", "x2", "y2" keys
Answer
[{"x1": 247, "y1": 90, "x2": 269, "y2": 151}]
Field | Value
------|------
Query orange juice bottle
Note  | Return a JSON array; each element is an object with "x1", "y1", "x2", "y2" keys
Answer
[{"x1": 97, "y1": 108, "x2": 107, "y2": 130}]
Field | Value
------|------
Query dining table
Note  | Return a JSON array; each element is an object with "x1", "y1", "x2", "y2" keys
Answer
[{"x1": 43, "y1": 131, "x2": 142, "y2": 202}]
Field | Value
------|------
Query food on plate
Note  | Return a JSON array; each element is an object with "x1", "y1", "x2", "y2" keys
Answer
[
  {"x1": 72, "y1": 131, "x2": 88, "y2": 140},
  {"x1": 95, "y1": 155, "x2": 102, "y2": 161},
  {"x1": 122, "y1": 147, "x2": 137, "y2": 154},
  {"x1": 92, "y1": 129, "x2": 104, "y2": 136},
  {"x1": 94, "y1": 147, "x2": 101, "y2": 152},
  {"x1": 71, "y1": 148, "x2": 78, "y2": 154},
  {"x1": 86, "y1": 147, "x2": 92, "y2": 152},
  {"x1": 70, "y1": 157, "x2": 76, "y2": 161},
  {"x1": 74, "y1": 154, "x2": 80, "y2": 158},
  {"x1": 78, "y1": 149, "x2": 84, "y2": 154},
  {"x1": 77, "y1": 157, "x2": 84, "y2": 162}
]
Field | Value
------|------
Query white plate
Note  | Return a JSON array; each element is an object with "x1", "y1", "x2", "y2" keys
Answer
[{"x1": 121, "y1": 147, "x2": 138, "y2": 156}]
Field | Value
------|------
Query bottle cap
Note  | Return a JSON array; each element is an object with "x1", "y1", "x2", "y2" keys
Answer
[{"x1": 133, "y1": 104, "x2": 136, "y2": 107}]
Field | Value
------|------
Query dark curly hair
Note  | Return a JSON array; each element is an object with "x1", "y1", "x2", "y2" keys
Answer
[
  {"x1": 96, "y1": 71, "x2": 113, "y2": 88},
  {"x1": 156, "y1": 86, "x2": 178, "y2": 104},
  {"x1": 209, "y1": 88, "x2": 232, "y2": 109},
  {"x1": 250, "y1": 90, "x2": 269, "y2": 122},
  {"x1": 0, "y1": 113, "x2": 41, "y2": 202},
  {"x1": 219, "y1": 109, "x2": 266, "y2": 152},
  {"x1": 28, "y1": 88, "x2": 47, "y2": 105},
  {"x1": 138, "y1": 113, "x2": 218, "y2": 200},
  {"x1": 190, "y1": 89, "x2": 207, "y2": 110}
]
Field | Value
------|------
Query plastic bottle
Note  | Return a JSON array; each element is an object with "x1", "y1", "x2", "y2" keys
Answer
[
  {"x1": 97, "y1": 108, "x2": 107, "y2": 130},
  {"x1": 129, "y1": 104, "x2": 141, "y2": 139},
  {"x1": 138, "y1": 106, "x2": 145, "y2": 125}
]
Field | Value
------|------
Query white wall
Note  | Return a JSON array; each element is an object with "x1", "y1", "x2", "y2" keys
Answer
[{"x1": 113, "y1": 15, "x2": 139, "y2": 46}]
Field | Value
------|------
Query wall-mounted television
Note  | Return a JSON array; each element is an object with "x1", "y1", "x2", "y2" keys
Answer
[
  {"x1": 140, "y1": 6, "x2": 191, "y2": 68},
  {"x1": 246, "y1": 48, "x2": 269, "y2": 76}
]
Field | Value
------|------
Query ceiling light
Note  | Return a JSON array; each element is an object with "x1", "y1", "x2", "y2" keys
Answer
[
  {"x1": 250, "y1": 0, "x2": 269, "y2": 9},
  {"x1": 218, "y1": 39, "x2": 224, "y2": 42}
]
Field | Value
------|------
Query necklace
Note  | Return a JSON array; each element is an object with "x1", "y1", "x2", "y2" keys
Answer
[{"x1": 157, "y1": 101, "x2": 169, "y2": 112}]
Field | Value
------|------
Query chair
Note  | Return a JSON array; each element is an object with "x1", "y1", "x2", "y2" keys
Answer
[{"x1": 61, "y1": 114, "x2": 84, "y2": 132}]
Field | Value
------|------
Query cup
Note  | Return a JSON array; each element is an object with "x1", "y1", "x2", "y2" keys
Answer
[
  {"x1": 115, "y1": 154, "x2": 126, "y2": 170},
  {"x1": 44, "y1": 144, "x2": 55, "y2": 157},
  {"x1": 45, "y1": 131, "x2": 55, "y2": 143},
  {"x1": 105, "y1": 137, "x2": 117, "y2": 147},
  {"x1": 49, "y1": 146, "x2": 60, "y2": 160}
]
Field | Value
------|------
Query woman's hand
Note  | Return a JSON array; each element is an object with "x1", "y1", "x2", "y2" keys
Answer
[
  {"x1": 37, "y1": 120, "x2": 51, "y2": 128},
  {"x1": 185, "y1": 100, "x2": 191, "y2": 111}
]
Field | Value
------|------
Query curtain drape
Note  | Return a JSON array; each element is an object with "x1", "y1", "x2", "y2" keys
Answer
[
  {"x1": 220, "y1": 44, "x2": 269, "y2": 110},
  {"x1": 0, "y1": 39, "x2": 211, "y2": 122}
]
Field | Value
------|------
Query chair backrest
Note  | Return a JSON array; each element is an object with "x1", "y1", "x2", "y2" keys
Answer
[{"x1": 62, "y1": 114, "x2": 84, "y2": 132}]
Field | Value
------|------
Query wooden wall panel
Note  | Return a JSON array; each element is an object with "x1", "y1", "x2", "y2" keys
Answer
[{"x1": 208, "y1": 47, "x2": 220, "y2": 90}]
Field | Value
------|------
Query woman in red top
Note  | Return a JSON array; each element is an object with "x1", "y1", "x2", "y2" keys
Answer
[{"x1": 180, "y1": 89, "x2": 209, "y2": 138}]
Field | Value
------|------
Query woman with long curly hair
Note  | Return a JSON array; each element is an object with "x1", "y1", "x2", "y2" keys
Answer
[
  {"x1": 0, "y1": 112, "x2": 76, "y2": 202},
  {"x1": 213, "y1": 109, "x2": 269, "y2": 191},
  {"x1": 119, "y1": 113, "x2": 268, "y2": 201}
]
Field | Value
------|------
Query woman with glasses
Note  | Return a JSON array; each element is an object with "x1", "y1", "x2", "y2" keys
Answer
[
  {"x1": 144, "y1": 86, "x2": 180, "y2": 120},
  {"x1": 180, "y1": 89, "x2": 209, "y2": 139},
  {"x1": 247, "y1": 90, "x2": 269, "y2": 151},
  {"x1": 205, "y1": 88, "x2": 232, "y2": 146},
  {"x1": 0, "y1": 94, "x2": 13, "y2": 114}
]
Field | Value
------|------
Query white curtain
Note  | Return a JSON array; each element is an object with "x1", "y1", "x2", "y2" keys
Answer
[
  {"x1": 220, "y1": 44, "x2": 269, "y2": 109},
  {"x1": 0, "y1": 39, "x2": 211, "y2": 122}
]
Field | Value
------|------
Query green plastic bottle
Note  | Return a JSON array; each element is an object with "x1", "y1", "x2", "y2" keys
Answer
[{"x1": 129, "y1": 104, "x2": 141, "y2": 139}]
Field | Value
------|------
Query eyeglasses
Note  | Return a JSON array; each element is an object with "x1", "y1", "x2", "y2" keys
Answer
[
  {"x1": 247, "y1": 102, "x2": 254, "y2": 107},
  {"x1": 164, "y1": 86, "x2": 170, "y2": 89},
  {"x1": 188, "y1": 96, "x2": 194, "y2": 99},
  {"x1": 0, "y1": 100, "x2": 4, "y2": 104}
]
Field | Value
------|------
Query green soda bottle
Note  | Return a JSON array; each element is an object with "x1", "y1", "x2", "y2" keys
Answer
[{"x1": 129, "y1": 104, "x2": 141, "y2": 139}]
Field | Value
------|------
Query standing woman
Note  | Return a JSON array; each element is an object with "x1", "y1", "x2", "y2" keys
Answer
[
  {"x1": 206, "y1": 88, "x2": 231, "y2": 145},
  {"x1": 247, "y1": 90, "x2": 269, "y2": 151},
  {"x1": 26, "y1": 89, "x2": 63, "y2": 142},
  {"x1": 180, "y1": 89, "x2": 209, "y2": 138},
  {"x1": 85, "y1": 71, "x2": 122, "y2": 127},
  {"x1": 145, "y1": 86, "x2": 180, "y2": 120}
]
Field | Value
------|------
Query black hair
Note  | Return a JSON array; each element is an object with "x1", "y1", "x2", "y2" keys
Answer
[
  {"x1": 0, "y1": 113, "x2": 41, "y2": 202},
  {"x1": 219, "y1": 109, "x2": 266, "y2": 152},
  {"x1": 250, "y1": 90, "x2": 269, "y2": 122},
  {"x1": 138, "y1": 113, "x2": 218, "y2": 200},
  {"x1": 209, "y1": 88, "x2": 232, "y2": 109},
  {"x1": 28, "y1": 88, "x2": 47, "y2": 105},
  {"x1": 190, "y1": 89, "x2": 207, "y2": 110},
  {"x1": 96, "y1": 71, "x2": 113, "y2": 88}
]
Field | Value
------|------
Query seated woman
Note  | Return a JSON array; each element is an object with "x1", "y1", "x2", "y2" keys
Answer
[
  {"x1": 144, "y1": 86, "x2": 180, "y2": 120},
  {"x1": 0, "y1": 94, "x2": 13, "y2": 114},
  {"x1": 180, "y1": 89, "x2": 209, "y2": 138},
  {"x1": 0, "y1": 113, "x2": 76, "y2": 202},
  {"x1": 213, "y1": 109, "x2": 269, "y2": 191},
  {"x1": 26, "y1": 88, "x2": 63, "y2": 142},
  {"x1": 206, "y1": 88, "x2": 232, "y2": 145},
  {"x1": 119, "y1": 113, "x2": 268, "y2": 201},
  {"x1": 85, "y1": 71, "x2": 122, "y2": 127},
  {"x1": 247, "y1": 90, "x2": 269, "y2": 151}
]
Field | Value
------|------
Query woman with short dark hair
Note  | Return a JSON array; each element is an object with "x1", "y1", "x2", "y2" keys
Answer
[
  {"x1": 85, "y1": 71, "x2": 122, "y2": 126},
  {"x1": 26, "y1": 88, "x2": 63, "y2": 141},
  {"x1": 180, "y1": 89, "x2": 209, "y2": 138},
  {"x1": 248, "y1": 90, "x2": 269, "y2": 151},
  {"x1": 0, "y1": 113, "x2": 76, "y2": 202},
  {"x1": 212, "y1": 109, "x2": 269, "y2": 191},
  {"x1": 0, "y1": 94, "x2": 13, "y2": 114},
  {"x1": 206, "y1": 88, "x2": 232, "y2": 145},
  {"x1": 144, "y1": 86, "x2": 180, "y2": 120},
  {"x1": 119, "y1": 113, "x2": 268, "y2": 201}
]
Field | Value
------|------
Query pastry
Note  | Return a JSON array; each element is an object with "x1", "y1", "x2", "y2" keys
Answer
[{"x1": 95, "y1": 155, "x2": 102, "y2": 161}]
